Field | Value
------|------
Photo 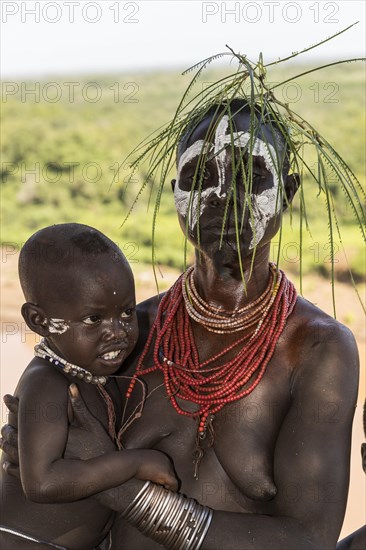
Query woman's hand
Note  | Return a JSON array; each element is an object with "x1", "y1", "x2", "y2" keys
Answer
[{"x1": 1, "y1": 394, "x2": 20, "y2": 478}]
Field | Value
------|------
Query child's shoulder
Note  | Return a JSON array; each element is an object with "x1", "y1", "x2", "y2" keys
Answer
[{"x1": 15, "y1": 357, "x2": 69, "y2": 400}]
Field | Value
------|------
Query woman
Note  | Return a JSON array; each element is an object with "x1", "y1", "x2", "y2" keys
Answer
[{"x1": 3, "y1": 99, "x2": 359, "y2": 550}]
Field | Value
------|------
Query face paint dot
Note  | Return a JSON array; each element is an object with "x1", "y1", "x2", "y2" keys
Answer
[{"x1": 48, "y1": 318, "x2": 70, "y2": 334}]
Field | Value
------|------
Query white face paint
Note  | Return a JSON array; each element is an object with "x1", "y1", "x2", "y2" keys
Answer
[
  {"x1": 48, "y1": 318, "x2": 70, "y2": 334},
  {"x1": 174, "y1": 115, "x2": 284, "y2": 249},
  {"x1": 247, "y1": 139, "x2": 283, "y2": 250}
]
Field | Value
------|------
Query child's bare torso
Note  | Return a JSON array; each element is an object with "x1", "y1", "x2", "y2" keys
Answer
[{"x1": 0, "y1": 361, "x2": 121, "y2": 550}]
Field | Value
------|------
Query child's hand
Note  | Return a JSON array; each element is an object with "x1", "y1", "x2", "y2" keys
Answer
[
  {"x1": 135, "y1": 450, "x2": 179, "y2": 492},
  {"x1": 65, "y1": 384, "x2": 116, "y2": 460}
]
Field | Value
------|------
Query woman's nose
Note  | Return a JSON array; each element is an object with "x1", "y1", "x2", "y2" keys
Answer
[
  {"x1": 207, "y1": 187, "x2": 229, "y2": 208},
  {"x1": 208, "y1": 194, "x2": 222, "y2": 208}
]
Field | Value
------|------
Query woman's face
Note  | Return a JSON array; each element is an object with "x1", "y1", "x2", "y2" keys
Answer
[{"x1": 173, "y1": 112, "x2": 288, "y2": 258}]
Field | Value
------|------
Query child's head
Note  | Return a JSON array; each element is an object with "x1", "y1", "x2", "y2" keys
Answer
[{"x1": 19, "y1": 223, "x2": 139, "y2": 377}]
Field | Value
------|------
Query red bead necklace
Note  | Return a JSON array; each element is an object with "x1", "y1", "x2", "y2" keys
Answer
[{"x1": 126, "y1": 263, "x2": 297, "y2": 445}]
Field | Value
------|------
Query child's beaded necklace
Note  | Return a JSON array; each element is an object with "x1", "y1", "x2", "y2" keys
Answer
[
  {"x1": 34, "y1": 339, "x2": 147, "y2": 450},
  {"x1": 35, "y1": 340, "x2": 107, "y2": 385}
]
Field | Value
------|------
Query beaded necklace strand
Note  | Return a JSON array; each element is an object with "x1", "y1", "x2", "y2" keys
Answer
[
  {"x1": 34, "y1": 339, "x2": 148, "y2": 449},
  {"x1": 126, "y1": 263, "x2": 297, "y2": 477},
  {"x1": 35, "y1": 340, "x2": 108, "y2": 385},
  {"x1": 183, "y1": 264, "x2": 277, "y2": 334}
]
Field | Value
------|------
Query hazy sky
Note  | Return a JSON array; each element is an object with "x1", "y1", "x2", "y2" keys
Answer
[{"x1": 1, "y1": 0, "x2": 365, "y2": 77}]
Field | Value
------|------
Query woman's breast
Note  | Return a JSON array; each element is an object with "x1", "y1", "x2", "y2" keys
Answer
[{"x1": 121, "y1": 356, "x2": 292, "y2": 512}]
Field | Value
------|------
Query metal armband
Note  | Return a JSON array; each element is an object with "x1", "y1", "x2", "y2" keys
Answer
[{"x1": 122, "y1": 482, "x2": 213, "y2": 549}]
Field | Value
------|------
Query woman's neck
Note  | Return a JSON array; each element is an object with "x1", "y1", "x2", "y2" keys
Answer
[{"x1": 193, "y1": 245, "x2": 272, "y2": 311}]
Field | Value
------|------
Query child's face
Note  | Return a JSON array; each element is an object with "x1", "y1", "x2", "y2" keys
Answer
[{"x1": 43, "y1": 254, "x2": 138, "y2": 377}]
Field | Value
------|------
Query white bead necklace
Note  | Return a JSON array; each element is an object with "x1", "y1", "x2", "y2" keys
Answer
[{"x1": 34, "y1": 339, "x2": 107, "y2": 385}]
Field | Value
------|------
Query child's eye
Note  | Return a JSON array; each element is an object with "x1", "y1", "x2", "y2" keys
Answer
[
  {"x1": 121, "y1": 308, "x2": 135, "y2": 319},
  {"x1": 82, "y1": 315, "x2": 100, "y2": 325}
]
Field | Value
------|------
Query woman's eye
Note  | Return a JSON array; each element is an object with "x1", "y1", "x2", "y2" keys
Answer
[
  {"x1": 189, "y1": 168, "x2": 210, "y2": 182},
  {"x1": 253, "y1": 173, "x2": 268, "y2": 184},
  {"x1": 121, "y1": 308, "x2": 134, "y2": 319},
  {"x1": 82, "y1": 315, "x2": 100, "y2": 325}
]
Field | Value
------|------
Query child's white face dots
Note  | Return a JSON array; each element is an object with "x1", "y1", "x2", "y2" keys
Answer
[{"x1": 48, "y1": 318, "x2": 70, "y2": 334}]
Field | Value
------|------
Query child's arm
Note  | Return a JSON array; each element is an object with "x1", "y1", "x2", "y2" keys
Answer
[{"x1": 18, "y1": 363, "x2": 177, "y2": 504}]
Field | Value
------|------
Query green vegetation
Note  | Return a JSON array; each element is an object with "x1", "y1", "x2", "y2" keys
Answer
[{"x1": 1, "y1": 63, "x2": 365, "y2": 287}]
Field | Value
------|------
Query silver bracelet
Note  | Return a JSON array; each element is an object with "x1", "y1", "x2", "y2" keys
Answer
[{"x1": 123, "y1": 482, "x2": 213, "y2": 549}]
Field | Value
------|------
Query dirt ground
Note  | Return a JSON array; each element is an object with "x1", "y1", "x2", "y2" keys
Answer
[{"x1": 1, "y1": 248, "x2": 365, "y2": 540}]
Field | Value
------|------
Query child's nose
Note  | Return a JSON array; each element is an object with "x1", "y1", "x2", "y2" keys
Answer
[{"x1": 103, "y1": 318, "x2": 128, "y2": 340}]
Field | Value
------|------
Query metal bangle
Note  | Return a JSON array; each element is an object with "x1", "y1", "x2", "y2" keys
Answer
[
  {"x1": 123, "y1": 482, "x2": 213, "y2": 550},
  {"x1": 122, "y1": 480, "x2": 151, "y2": 518},
  {"x1": 144, "y1": 486, "x2": 171, "y2": 536}
]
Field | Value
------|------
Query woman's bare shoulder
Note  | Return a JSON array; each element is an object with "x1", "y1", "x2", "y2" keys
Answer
[
  {"x1": 286, "y1": 296, "x2": 359, "y2": 394},
  {"x1": 292, "y1": 295, "x2": 358, "y2": 350},
  {"x1": 136, "y1": 292, "x2": 166, "y2": 326}
]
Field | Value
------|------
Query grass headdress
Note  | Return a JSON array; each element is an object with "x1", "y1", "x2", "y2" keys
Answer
[{"x1": 120, "y1": 23, "x2": 365, "y2": 314}]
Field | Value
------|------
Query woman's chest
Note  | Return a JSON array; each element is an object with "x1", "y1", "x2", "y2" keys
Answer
[{"x1": 121, "y1": 357, "x2": 292, "y2": 508}]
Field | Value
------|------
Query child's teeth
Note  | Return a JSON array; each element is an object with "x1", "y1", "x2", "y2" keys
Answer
[{"x1": 102, "y1": 350, "x2": 120, "y2": 360}]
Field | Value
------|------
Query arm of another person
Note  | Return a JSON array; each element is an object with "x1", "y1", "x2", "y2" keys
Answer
[
  {"x1": 201, "y1": 321, "x2": 359, "y2": 550},
  {"x1": 17, "y1": 363, "x2": 177, "y2": 504}
]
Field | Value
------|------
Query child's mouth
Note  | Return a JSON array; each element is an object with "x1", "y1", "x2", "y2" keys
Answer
[{"x1": 100, "y1": 349, "x2": 122, "y2": 361}]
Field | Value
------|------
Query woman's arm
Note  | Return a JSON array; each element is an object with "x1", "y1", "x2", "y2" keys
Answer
[
  {"x1": 57, "y1": 365, "x2": 327, "y2": 550},
  {"x1": 96, "y1": 323, "x2": 359, "y2": 550}
]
